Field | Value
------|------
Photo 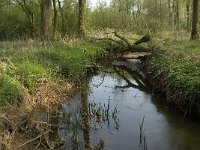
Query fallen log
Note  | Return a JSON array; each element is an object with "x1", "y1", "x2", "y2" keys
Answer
[
  {"x1": 114, "y1": 32, "x2": 132, "y2": 46},
  {"x1": 89, "y1": 31, "x2": 157, "y2": 54},
  {"x1": 121, "y1": 45, "x2": 155, "y2": 53},
  {"x1": 89, "y1": 37, "x2": 125, "y2": 47},
  {"x1": 134, "y1": 35, "x2": 151, "y2": 45},
  {"x1": 108, "y1": 32, "x2": 153, "y2": 53}
]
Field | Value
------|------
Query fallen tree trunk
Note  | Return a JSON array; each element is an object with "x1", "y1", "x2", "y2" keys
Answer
[
  {"x1": 122, "y1": 45, "x2": 155, "y2": 52},
  {"x1": 112, "y1": 32, "x2": 153, "y2": 52},
  {"x1": 134, "y1": 35, "x2": 151, "y2": 45},
  {"x1": 90, "y1": 31, "x2": 156, "y2": 54},
  {"x1": 114, "y1": 32, "x2": 132, "y2": 46},
  {"x1": 114, "y1": 33, "x2": 160, "y2": 54}
]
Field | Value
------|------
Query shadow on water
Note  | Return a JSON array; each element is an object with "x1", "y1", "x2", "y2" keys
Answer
[{"x1": 42, "y1": 60, "x2": 200, "y2": 150}]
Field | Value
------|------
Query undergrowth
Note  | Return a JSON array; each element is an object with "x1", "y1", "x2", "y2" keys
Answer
[
  {"x1": 0, "y1": 39, "x2": 113, "y2": 105},
  {"x1": 149, "y1": 32, "x2": 200, "y2": 113}
]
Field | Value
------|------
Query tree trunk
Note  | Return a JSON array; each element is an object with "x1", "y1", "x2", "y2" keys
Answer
[
  {"x1": 186, "y1": 0, "x2": 190, "y2": 32},
  {"x1": 41, "y1": 0, "x2": 52, "y2": 40},
  {"x1": 78, "y1": 0, "x2": 86, "y2": 37},
  {"x1": 176, "y1": 0, "x2": 180, "y2": 31},
  {"x1": 159, "y1": 0, "x2": 162, "y2": 26},
  {"x1": 191, "y1": 0, "x2": 199, "y2": 40},
  {"x1": 168, "y1": 0, "x2": 171, "y2": 27},
  {"x1": 52, "y1": 0, "x2": 57, "y2": 39},
  {"x1": 173, "y1": 0, "x2": 176, "y2": 30},
  {"x1": 57, "y1": 0, "x2": 65, "y2": 37}
]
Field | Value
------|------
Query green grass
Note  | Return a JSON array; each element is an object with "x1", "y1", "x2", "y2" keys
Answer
[
  {"x1": 0, "y1": 39, "x2": 113, "y2": 105},
  {"x1": 149, "y1": 36, "x2": 200, "y2": 108},
  {"x1": 0, "y1": 74, "x2": 25, "y2": 106}
]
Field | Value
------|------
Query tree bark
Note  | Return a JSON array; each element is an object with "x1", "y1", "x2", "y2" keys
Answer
[
  {"x1": 186, "y1": 0, "x2": 191, "y2": 32},
  {"x1": 52, "y1": 0, "x2": 57, "y2": 39},
  {"x1": 41, "y1": 0, "x2": 52, "y2": 40},
  {"x1": 159, "y1": 0, "x2": 162, "y2": 26},
  {"x1": 78, "y1": 0, "x2": 86, "y2": 37},
  {"x1": 57, "y1": 0, "x2": 65, "y2": 37},
  {"x1": 168, "y1": 0, "x2": 171, "y2": 26},
  {"x1": 191, "y1": 0, "x2": 199, "y2": 40},
  {"x1": 176, "y1": 0, "x2": 180, "y2": 31}
]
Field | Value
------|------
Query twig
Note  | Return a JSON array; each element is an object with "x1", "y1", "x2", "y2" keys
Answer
[{"x1": 16, "y1": 131, "x2": 50, "y2": 149}]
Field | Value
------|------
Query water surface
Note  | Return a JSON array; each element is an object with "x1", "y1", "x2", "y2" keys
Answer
[{"x1": 53, "y1": 62, "x2": 200, "y2": 150}]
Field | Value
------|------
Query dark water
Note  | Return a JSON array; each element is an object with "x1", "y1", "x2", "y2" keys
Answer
[{"x1": 47, "y1": 61, "x2": 200, "y2": 150}]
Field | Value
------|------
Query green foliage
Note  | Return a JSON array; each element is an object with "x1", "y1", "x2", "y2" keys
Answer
[
  {"x1": 0, "y1": 0, "x2": 195, "y2": 39},
  {"x1": 150, "y1": 40, "x2": 200, "y2": 103},
  {"x1": 0, "y1": 74, "x2": 23, "y2": 106},
  {"x1": 0, "y1": 39, "x2": 112, "y2": 106},
  {"x1": 0, "y1": 5, "x2": 30, "y2": 39},
  {"x1": 88, "y1": 4, "x2": 137, "y2": 32},
  {"x1": 14, "y1": 63, "x2": 45, "y2": 91}
]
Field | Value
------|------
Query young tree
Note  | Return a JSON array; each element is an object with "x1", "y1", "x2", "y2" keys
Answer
[
  {"x1": 191, "y1": 0, "x2": 199, "y2": 40},
  {"x1": 52, "y1": 0, "x2": 57, "y2": 39},
  {"x1": 186, "y1": 0, "x2": 191, "y2": 31},
  {"x1": 40, "y1": 0, "x2": 52, "y2": 40},
  {"x1": 16, "y1": 0, "x2": 35, "y2": 38},
  {"x1": 78, "y1": 0, "x2": 86, "y2": 37},
  {"x1": 57, "y1": 0, "x2": 65, "y2": 36},
  {"x1": 168, "y1": 0, "x2": 172, "y2": 26}
]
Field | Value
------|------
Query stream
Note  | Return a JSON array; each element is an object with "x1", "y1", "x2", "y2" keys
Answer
[{"x1": 42, "y1": 59, "x2": 200, "y2": 150}]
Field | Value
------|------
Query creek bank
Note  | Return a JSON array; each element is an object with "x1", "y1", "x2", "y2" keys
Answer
[
  {"x1": 114, "y1": 50, "x2": 200, "y2": 118},
  {"x1": 0, "y1": 37, "x2": 199, "y2": 149},
  {"x1": 145, "y1": 56, "x2": 200, "y2": 117},
  {"x1": 54, "y1": 56, "x2": 200, "y2": 150},
  {"x1": 0, "y1": 39, "x2": 119, "y2": 149}
]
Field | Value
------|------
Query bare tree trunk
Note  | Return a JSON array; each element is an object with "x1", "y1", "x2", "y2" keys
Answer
[
  {"x1": 41, "y1": 0, "x2": 52, "y2": 40},
  {"x1": 191, "y1": 0, "x2": 199, "y2": 40},
  {"x1": 52, "y1": 0, "x2": 57, "y2": 39},
  {"x1": 57, "y1": 0, "x2": 65, "y2": 37},
  {"x1": 186, "y1": 0, "x2": 190, "y2": 32},
  {"x1": 159, "y1": 0, "x2": 162, "y2": 25},
  {"x1": 176, "y1": 0, "x2": 180, "y2": 31},
  {"x1": 173, "y1": 0, "x2": 176, "y2": 30},
  {"x1": 168, "y1": 0, "x2": 171, "y2": 26},
  {"x1": 78, "y1": 0, "x2": 86, "y2": 37},
  {"x1": 168, "y1": 0, "x2": 174, "y2": 31}
]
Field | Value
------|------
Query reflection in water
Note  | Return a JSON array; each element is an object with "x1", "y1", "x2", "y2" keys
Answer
[
  {"x1": 88, "y1": 101, "x2": 120, "y2": 130},
  {"x1": 81, "y1": 90, "x2": 90, "y2": 149},
  {"x1": 139, "y1": 116, "x2": 148, "y2": 150},
  {"x1": 43, "y1": 61, "x2": 200, "y2": 150},
  {"x1": 113, "y1": 65, "x2": 148, "y2": 91},
  {"x1": 48, "y1": 111, "x2": 64, "y2": 148}
]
